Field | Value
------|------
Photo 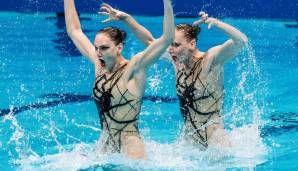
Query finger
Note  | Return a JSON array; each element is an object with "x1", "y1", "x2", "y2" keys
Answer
[
  {"x1": 208, "y1": 23, "x2": 212, "y2": 29},
  {"x1": 98, "y1": 12, "x2": 109, "y2": 16},
  {"x1": 101, "y1": 3, "x2": 113, "y2": 10},
  {"x1": 192, "y1": 19, "x2": 203, "y2": 26},
  {"x1": 100, "y1": 6, "x2": 110, "y2": 12},
  {"x1": 102, "y1": 18, "x2": 112, "y2": 23},
  {"x1": 207, "y1": 22, "x2": 214, "y2": 29},
  {"x1": 199, "y1": 11, "x2": 205, "y2": 17}
]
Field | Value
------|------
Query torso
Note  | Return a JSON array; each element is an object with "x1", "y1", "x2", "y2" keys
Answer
[
  {"x1": 175, "y1": 56, "x2": 224, "y2": 149},
  {"x1": 93, "y1": 63, "x2": 142, "y2": 153}
]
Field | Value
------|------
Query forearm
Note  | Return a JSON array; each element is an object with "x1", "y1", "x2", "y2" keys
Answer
[
  {"x1": 214, "y1": 19, "x2": 248, "y2": 44},
  {"x1": 161, "y1": 0, "x2": 175, "y2": 42},
  {"x1": 123, "y1": 15, "x2": 154, "y2": 46},
  {"x1": 64, "y1": 0, "x2": 81, "y2": 34},
  {"x1": 63, "y1": 0, "x2": 96, "y2": 63},
  {"x1": 135, "y1": 0, "x2": 174, "y2": 68}
]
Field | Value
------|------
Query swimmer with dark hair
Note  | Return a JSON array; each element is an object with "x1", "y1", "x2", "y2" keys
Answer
[{"x1": 64, "y1": 0, "x2": 174, "y2": 159}]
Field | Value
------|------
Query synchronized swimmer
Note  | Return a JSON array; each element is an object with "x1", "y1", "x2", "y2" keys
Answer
[
  {"x1": 64, "y1": 0, "x2": 174, "y2": 159},
  {"x1": 64, "y1": 0, "x2": 248, "y2": 158}
]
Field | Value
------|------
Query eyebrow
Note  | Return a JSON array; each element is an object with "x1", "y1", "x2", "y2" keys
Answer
[{"x1": 94, "y1": 44, "x2": 109, "y2": 47}]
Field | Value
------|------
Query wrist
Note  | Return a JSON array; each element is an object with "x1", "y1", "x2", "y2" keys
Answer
[
  {"x1": 213, "y1": 18, "x2": 220, "y2": 26},
  {"x1": 121, "y1": 13, "x2": 130, "y2": 21}
]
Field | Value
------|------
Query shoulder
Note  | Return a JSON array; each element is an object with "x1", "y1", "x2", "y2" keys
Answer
[
  {"x1": 204, "y1": 45, "x2": 225, "y2": 67},
  {"x1": 121, "y1": 53, "x2": 146, "y2": 83},
  {"x1": 125, "y1": 52, "x2": 145, "y2": 72},
  {"x1": 129, "y1": 52, "x2": 144, "y2": 63},
  {"x1": 198, "y1": 49, "x2": 221, "y2": 76}
]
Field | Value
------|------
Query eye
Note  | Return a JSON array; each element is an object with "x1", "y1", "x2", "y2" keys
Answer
[
  {"x1": 95, "y1": 46, "x2": 109, "y2": 51},
  {"x1": 100, "y1": 46, "x2": 109, "y2": 51},
  {"x1": 171, "y1": 42, "x2": 180, "y2": 47}
]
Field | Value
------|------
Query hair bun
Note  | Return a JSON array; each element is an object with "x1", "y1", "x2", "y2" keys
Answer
[
  {"x1": 176, "y1": 23, "x2": 201, "y2": 41},
  {"x1": 192, "y1": 25, "x2": 201, "y2": 35},
  {"x1": 120, "y1": 30, "x2": 127, "y2": 43}
]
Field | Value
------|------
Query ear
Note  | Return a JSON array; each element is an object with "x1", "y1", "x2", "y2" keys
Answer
[
  {"x1": 117, "y1": 43, "x2": 123, "y2": 55},
  {"x1": 190, "y1": 39, "x2": 196, "y2": 49}
]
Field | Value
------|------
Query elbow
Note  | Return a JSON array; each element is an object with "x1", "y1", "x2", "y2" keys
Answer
[
  {"x1": 66, "y1": 28, "x2": 81, "y2": 38},
  {"x1": 241, "y1": 34, "x2": 249, "y2": 46},
  {"x1": 146, "y1": 38, "x2": 155, "y2": 46},
  {"x1": 66, "y1": 28, "x2": 75, "y2": 37},
  {"x1": 235, "y1": 35, "x2": 249, "y2": 49}
]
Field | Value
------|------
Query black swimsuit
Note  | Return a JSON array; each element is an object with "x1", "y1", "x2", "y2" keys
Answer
[
  {"x1": 176, "y1": 58, "x2": 223, "y2": 148},
  {"x1": 93, "y1": 63, "x2": 142, "y2": 152}
]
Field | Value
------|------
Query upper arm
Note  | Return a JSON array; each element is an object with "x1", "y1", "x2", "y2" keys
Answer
[
  {"x1": 68, "y1": 29, "x2": 97, "y2": 64},
  {"x1": 134, "y1": 36, "x2": 172, "y2": 70},
  {"x1": 121, "y1": 37, "x2": 171, "y2": 88},
  {"x1": 211, "y1": 39, "x2": 247, "y2": 66},
  {"x1": 121, "y1": 36, "x2": 170, "y2": 84}
]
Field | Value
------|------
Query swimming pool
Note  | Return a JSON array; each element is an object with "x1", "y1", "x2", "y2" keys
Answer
[{"x1": 0, "y1": 12, "x2": 298, "y2": 170}]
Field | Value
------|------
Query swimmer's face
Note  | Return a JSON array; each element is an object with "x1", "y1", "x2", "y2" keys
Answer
[
  {"x1": 168, "y1": 30, "x2": 196, "y2": 63},
  {"x1": 94, "y1": 33, "x2": 123, "y2": 67}
]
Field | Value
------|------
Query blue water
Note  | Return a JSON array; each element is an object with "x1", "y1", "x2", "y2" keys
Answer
[{"x1": 0, "y1": 12, "x2": 298, "y2": 170}]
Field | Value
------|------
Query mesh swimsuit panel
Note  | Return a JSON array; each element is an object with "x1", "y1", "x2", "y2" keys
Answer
[
  {"x1": 176, "y1": 58, "x2": 224, "y2": 148},
  {"x1": 93, "y1": 63, "x2": 142, "y2": 152}
]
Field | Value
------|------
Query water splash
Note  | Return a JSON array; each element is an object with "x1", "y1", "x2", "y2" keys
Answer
[
  {"x1": 227, "y1": 43, "x2": 267, "y2": 128},
  {"x1": 3, "y1": 112, "x2": 29, "y2": 165},
  {"x1": 16, "y1": 138, "x2": 267, "y2": 170},
  {"x1": 222, "y1": 43, "x2": 269, "y2": 162}
]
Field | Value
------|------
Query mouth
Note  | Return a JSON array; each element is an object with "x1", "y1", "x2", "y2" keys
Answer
[
  {"x1": 98, "y1": 57, "x2": 106, "y2": 67},
  {"x1": 171, "y1": 55, "x2": 177, "y2": 62}
]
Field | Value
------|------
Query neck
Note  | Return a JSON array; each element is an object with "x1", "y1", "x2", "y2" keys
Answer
[
  {"x1": 176, "y1": 49, "x2": 204, "y2": 70},
  {"x1": 182, "y1": 50, "x2": 196, "y2": 68},
  {"x1": 194, "y1": 49, "x2": 205, "y2": 59},
  {"x1": 105, "y1": 55, "x2": 125, "y2": 72},
  {"x1": 176, "y1": 55, "x2": 193, "y2": 70}
]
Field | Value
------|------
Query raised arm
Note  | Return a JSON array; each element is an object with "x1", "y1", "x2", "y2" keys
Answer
[
  {"x1": 194, "y1": 12, "x2": 248, "y2": 65},
  {"x1": 99, "y1": 3, "x2": 154, "y2": 46},
  {"x1": 64, "y1": 0, "x2": 97, "y2": 64},
  {"x1": 131, "y1": 0, "x2": 174, "y2": 70}
]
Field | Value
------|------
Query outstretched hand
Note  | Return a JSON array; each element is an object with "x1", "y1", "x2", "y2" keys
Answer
[
  {"x1": 192, "y1": 12, "x2": 218, "y2": 29},
  {"x1": 98, "y1": 3, "x2": 129, "y2": 23}
]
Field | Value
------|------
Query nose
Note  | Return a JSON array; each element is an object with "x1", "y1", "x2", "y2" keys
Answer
[
  {"x1": 167, "y1": 46, "x2": 173, "y2": 53},
  {"x1": 95, "y1": 48, "x2": 102, "y2": 56}
]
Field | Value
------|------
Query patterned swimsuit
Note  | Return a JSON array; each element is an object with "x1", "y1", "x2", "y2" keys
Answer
[
  {"x1": 93, "y1": 63, "x2": 142, "y2": 152},
  {"x1": 176, "y1": 58, "x2": 223, "y2": 148}
]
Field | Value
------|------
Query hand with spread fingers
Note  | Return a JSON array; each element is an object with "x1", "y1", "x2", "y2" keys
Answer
[
  {"x1": 192, "y1": 11, "x2": 218, "y2": 29},
  {"x1": 98, "y1": 3, "x2": 129, "y2": 22}
]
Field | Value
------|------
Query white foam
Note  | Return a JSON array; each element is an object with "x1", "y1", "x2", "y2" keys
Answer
[{"x1": 17, "y1": 129, "x2": 267, "y2": 171}]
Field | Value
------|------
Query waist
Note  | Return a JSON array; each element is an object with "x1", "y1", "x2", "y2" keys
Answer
[
  {"x1": 178, "y1": 96, "x2": 223, "y2": 115},
  {"x1": 104, "y1": 122, "x2": 139, "y2": 132},
  {"x1": 94, "y1": 99, "x2": 141, "y2": 121}
]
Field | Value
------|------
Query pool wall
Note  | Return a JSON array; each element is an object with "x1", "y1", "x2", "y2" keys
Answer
[{"x1": 0, "y1": 0, "x2": 297, "y2": 19}]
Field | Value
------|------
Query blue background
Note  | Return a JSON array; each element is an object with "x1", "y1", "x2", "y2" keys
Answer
[{"x1": 0, "y1": 0, "x2": 298, "y2": 19}]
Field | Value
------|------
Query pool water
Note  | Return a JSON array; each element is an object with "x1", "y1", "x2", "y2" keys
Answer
[{"x1": 0, "y1": 12, "x2": 298, "y2": 170}]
